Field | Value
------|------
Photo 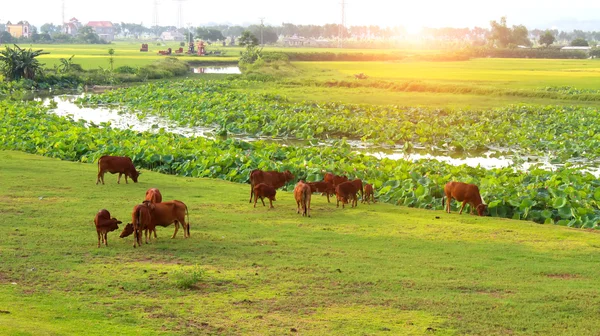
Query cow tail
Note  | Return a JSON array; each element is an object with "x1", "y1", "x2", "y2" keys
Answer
[
  {"x1": 136, "y1": 206, "x2": 142, "y2": 245},
  {"x1": 186, "y1": 204, "x2": 190, "y2": 237},
  {"x1": 441, "y1": 196, "x2": 445, "y2": 209}
]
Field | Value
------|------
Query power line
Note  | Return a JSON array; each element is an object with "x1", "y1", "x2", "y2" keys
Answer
[
  {"x1": 153, "y1": 0, "x2": 159, "y2": 28},
  {"x1": 259, "y1": 17, "x2": 265, "y2": 46},
  {"x1": 62, "y1": 0, "x2": 65, "y2": 25},
  {"x1": 173, "y1": 0, "x2": 186, "y2": 28},
  {"x1": 338, "y1": 0, "x2": 346, "y2": 48}
]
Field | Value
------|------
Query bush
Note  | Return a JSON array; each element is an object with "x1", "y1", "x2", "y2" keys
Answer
[
  {"x1": 172, "y1": 265, "x2": 205, "y2": 289},
  {"x1": 468, "y1": 47, "x2": 588, "y2": 59},
  {"x1": 115, "y1": 65, "x2": 138, "y2": 74}
]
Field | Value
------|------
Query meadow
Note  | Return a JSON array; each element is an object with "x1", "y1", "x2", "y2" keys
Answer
[{"x1": 3, "y1": 151, "x2": 600, "y2": 335}]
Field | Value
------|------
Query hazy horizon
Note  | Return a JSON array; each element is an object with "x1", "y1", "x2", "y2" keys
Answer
[{"x1": 3, "y1": 0, "x2": 600, "y2": 32}]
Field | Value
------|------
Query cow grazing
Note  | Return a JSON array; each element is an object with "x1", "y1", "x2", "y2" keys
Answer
[
  {"x1": 121, "y1": 200, "x2": 190, "y2": 247},
  {"x1": 145, "y1": 188, "x2": 163, "y2": 204},
  {"x1": 253, "y1": 183, "x2": 277, "y2": 208},
  {"x1": 350, "y1": 179, "x2": 364, "y2": 201},
  {"x1": 248, "y1": 169, "x2": 294, "y2": 203},
  {"x1": 96, "y1": 155, "x2": 140, "y2": 185},
  {"x1": 443, "y1": 181, "x2": 488, "y2": 216},
  {"x1": 307, "y1": 181, "x2": 335, "y2": 203},
  {"x1": 324, "y1": 173, "x2": 349, "y2": 188},
  {"x1": 336, "y1": 181, "x2": 358, "y2": 209},
  {"x1": 94, "y1": 209, "x2": 122, "y2": 248},
  {"x1": 363, "y1": 184, "x2": 375, "y2": 204},
  {"x1": 294, "y1": 181, "x2": 312, "y2": 217}
]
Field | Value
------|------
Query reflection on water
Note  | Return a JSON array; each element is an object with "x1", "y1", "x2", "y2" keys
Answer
[
  {"x1": 192, "y1": 66, "x2": 241, "y2": 74},
  {"x1": 41, "y1": 95, "x2": 596, "y2": 175}
]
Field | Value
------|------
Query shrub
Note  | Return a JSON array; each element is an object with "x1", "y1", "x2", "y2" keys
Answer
[
  {"x1": 172, "y1": 265, "x2": 205, "y2": 289},
  {"x1": 115, "y1": 65, "x2": 138, "y2": 74}
]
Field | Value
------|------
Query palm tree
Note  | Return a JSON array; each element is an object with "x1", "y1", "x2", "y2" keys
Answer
[{"x1": 0, "y1": 44, "x2": 48, "y2": 81}]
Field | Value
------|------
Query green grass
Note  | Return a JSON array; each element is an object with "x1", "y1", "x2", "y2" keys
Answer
[{"x1": 3, "y1": 151, "x2": 600, "y2": 335}]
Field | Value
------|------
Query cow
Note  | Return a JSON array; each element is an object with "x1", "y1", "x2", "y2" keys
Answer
[
  {"x1": 363, "y1": 184, "x2": 375, "y2": 204},
  {"x1": 253, "y1": 183, "x2": 277, "y2": 208},
  {"x1": 336, "y1": 181, "x2": 358, "y2": 209},
  {"x1": 443, "y1": 181, "x2": 488, "y2": 216},
  {"x1": 145, "y1": 188, "x2": 163, "y2": 204},
  {"x1": 248, "y1": 169, "x2": 294, "y2": 203},
  {"x1": 350, "y1": 179, "x2": 364, "y2": 201},
  {"x1": 96, "y1": 155, "x2": 140, "y2": 185},
  {"x1": 324, "y1": 173, "x2": 348, "y2": 188},
  {"x1": 294, "y1": 181, "x2": 312, "y2": 217},
  {"x1": 121, "y1": 200, "x2": 190, "y2": 247},
  {"x1": 307, "y1": 181, "x2": 335, "y2": 203},
  {"x1": 94, "y1": 209, "x2": 122, "y2": 248}
]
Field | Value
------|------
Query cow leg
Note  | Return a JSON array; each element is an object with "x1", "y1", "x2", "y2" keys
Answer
[
  {"x1": 97, "y1": 231, "x2": 101, "y2": 248},
  {"x1": 297, "y1": 201, "x2": 301, "y2": 214},
  {"x1": 249, "y1": 184, "x2": 254, "y2": 203},
  {"x1": 124, "y1": 175, "x2": 128, "y2": 184},
  {"x1": 336, "y1": 197, "x2": 340, "y2": 208},
  {"x1": 153, "y1": 228, "x2": 158, "y2": 239},
  {"x1": 269, "y1": 199, "x2": 274, "y2": 209},
  {"x1": 177, "y1": 217, "x2": 189, "y2": 238},
  {"x1": 96, "y1": 171, "x2": 102, "y2": 185},
  {"x1": 117, "y1": 173, "x2": 122, "y2": 184},
  {"x1": 326, "y1": 193, "x2": 330, "y2": 203},
  {"x1": 172, "y1": 222, "x2": 179, "y2": 239},
  {"x1": 254, "y1": 195, "x2": 258, "y2": 208},
  {"x1": 104, "y1": 232, "x2": 108, "y2": 246},
  {"x1": 260, "y1": 197, "x2": 266, "y2": 207},
  {"x1": 446, "y1": 197, "x2": 451, "y2": 213},
  {"x1": 459, "y1": 201, "x2": 467, "y2": 214}
]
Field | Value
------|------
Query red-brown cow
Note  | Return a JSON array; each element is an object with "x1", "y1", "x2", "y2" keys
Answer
[
  {"x1": 121, "y1": 200, "x2": 190, "y2": 247},
  {"x1": 443, "y1": 181, "x2": 488, "y2": 216},
  {"x1": 294, "y1": 181, "x2": 312, "y2": 217},
  {"x1": 253, "y1": 183, "x2": 277, "y2": 208},
  {"x1": 363, "y1": 184, "x2": 375, "y2": 204},
  {"x1": 96, "y1": 155, "x2": 140, "y2": 185},
  {"x1": 336, "y1": 181, "x2": 358, "y2": 209},
  {"x1": 350, "y1": 179, "x2": 364, "y2": 201},
  {"x1": 94, "y1": 209, "x2": 122, "y2": 248},
  {"x1": 248, "y1": 169, "x2": 294, "y2": 203},
  {"x1": 307, "y1": 181, "x2": 335, "y2": 203},
  {"x1": 145, "y1": 188, "x2": 163, "y2": 203},
  {"x1": 324, "y1": 173, "x2": 348, "y2": 188}
]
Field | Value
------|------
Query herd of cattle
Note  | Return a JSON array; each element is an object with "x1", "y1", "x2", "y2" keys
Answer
[{"x1": 93, "y1": 155, "x2": 488, "y2": 248}]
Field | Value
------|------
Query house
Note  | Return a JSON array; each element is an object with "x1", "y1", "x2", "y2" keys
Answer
[
  {"x1": 86, "y1": 21, "x2": 115, "y2": 42},
  {"x1": 6, "y1": 21, "x2": 32, "y2": 38},
  {"x1": 64, "y1": 18, "x2": 82, "y2": 36},
  {"x1": 281, "y1": 35, "x2": 331, "y2": 47},
  {"x1": 160, "y1": 31, "x2": 185, "y2": 41},
  {"x1": 561, "y1": 46, "x2": 592, "y2": 51}
]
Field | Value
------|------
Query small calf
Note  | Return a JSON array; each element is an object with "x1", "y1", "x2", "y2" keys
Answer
[
  {"x1": 336, "y1": 181, "x2": 358, "y2": 209},
  {"x1": 443, "y1": 181, "x2": 488, "y2": 216},
  {"x1": 253, "y1": 183, "x2": 277, "y2": 208},
  {"x1": 350, "y1": 179, "x2": 364, "y2": 201},
  {"x1": 94, "y1": 209, "x2": 122, "y2": 247},
  {"x1": 363, "y1": 184, "x2": 375, "y2": 204},
  {"x1": 294, "y1": 181, "x2": 312, "y2": 217},
  {"x1": 144, "y1": 188, "x2": 163, "y2": 203},
  {"x1": 307, "y1": 181, "x2": 335, "y2": 203}
]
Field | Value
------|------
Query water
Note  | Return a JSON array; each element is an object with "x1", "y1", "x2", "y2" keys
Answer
[
  {"x1": 41, "y1": 94, "x2": 595, "y2": 174},
  {"x1": 191, "y1": 66, "x2": 241, "y2": 74}
]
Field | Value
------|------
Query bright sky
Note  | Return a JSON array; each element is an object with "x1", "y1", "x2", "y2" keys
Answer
[{"x1": 3, "y1": 0, "x2": 600, "y2": 32}]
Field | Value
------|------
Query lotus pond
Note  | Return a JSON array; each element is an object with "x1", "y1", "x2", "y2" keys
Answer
[{"x1": 3, "y1": 97, "x2": 600, "y2": 229}]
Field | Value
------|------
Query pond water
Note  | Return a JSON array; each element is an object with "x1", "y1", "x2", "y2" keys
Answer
[
  {"x1": 41, "y1": 94, "x2": 594, "y2": 174},
  {"x1": 191, "y1": 66, "x2": 241, "y2": 74}
]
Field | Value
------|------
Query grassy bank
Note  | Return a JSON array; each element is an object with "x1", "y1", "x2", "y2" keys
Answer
[{"x1": 2, "y1": 151, "x2": 600, "y2": 335}]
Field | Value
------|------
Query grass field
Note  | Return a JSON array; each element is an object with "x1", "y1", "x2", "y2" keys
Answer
[{"x1": 2, "y1": 151, "x2": 600, "y2": 335}]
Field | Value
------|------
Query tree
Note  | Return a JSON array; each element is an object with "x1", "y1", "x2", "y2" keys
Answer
[
  {"x1": 238, "y1": 30, "x2": 259, "y2": 47},
  {"x1": 108, "y1": 48, "x2": 115, "y2": 71},
  {"x1": 539, "y1": 30, "x2": 556, "y2": 47},
  {"x1": 248, "y1": 25, "x2": 278, "y2": 44},
  {"x1": 571, "y1": 38, "x2": 589, "y2": 46},
  {"x1": 77, "y1": 26, "x2": 101, "y2": 44},
  {"x1": 40, "y1": 23, "x2": 60, "y2": 34},
  {"x1": 196, "y1": 28, "x2": 225, "y2": 42},
  {"x1": 0, "y1": 44, "x2": 48, "y2": 81},
  {"x1": 489, "y1": 17, "x2": 531, "y2": 47},
  {"x1": 0, "y1": 31, "x2": 13, "y2": 45},
  {"x1": 511, "y1": 25, "x2": 532, "y2": 47}
]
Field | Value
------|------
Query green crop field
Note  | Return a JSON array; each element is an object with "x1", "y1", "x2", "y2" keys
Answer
[{"x1": 2, "y1": 151, "x2": 600, "y2": 335}]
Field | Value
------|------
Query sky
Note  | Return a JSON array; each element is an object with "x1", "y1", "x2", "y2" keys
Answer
[{"x1": 2, "y1": 0, "x2": 600, "y2": 32}]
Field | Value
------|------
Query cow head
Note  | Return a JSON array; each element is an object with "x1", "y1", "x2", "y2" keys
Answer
[
  {"x1": 120, "y1": 223, "x2": 134, "y2": 238},
  {"x1": 476, "y1": 204, "x2": 488, "y2": 216},
  {"x1": 130, "y1": 169, "x2": 141, "y2": 183},
  {"x1": 284, "y1": 170, "x2": 294, "y2": 182}
]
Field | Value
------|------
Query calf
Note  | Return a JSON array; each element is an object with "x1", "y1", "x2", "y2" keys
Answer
[
  {"x1": 336, "y1": 181, "x2": 358, "y2": 209},
  {"x1": 350, "y1": 179, "x2": 364, "y2": 201},
  {"x1": 96, "y1": 155, "x2": 140, "y2": 185},
  {"x1": 443, "y1": 181, "x2": 487, "y2": 216},
  {"x1": 363, "y1": 184, "x2": 375, "y2": 204},
  {"x1": 248, "y1": 169, "x2": 294, "y2": 203},
  {"x1": 94, "y1": 209, "x2": 122, "y2": 248},
  {"x1": 253, "y1": 183, "x2": 277, "y2": 208},
  {"x1": 145, "y1": 188, "x2": 163, "y2": 204},
  {"x1": 121, "y1": 200, "x2": 190, "y2": 247},
  {"x1": 294, "y1": 181, "x2": 312, "y2": 217},
  {"x1": 307, "y1": 181, "x2": 335, "y2": 203},
  {"x1": 324, "y1": 173, "x2": 348, "y2": 188}
]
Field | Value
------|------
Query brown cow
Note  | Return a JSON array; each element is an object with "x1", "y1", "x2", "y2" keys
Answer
[
  {"x1": 94, "y1": 209, "x2": 122, "y2": 248},
  {"x1": 121, "y1": 200, "x2": 190, "y2": 247},
  {"x1": 324, "y1": 173, "x2": 348, "y2": 188},
  {"x1": 96, "y1": 155, "x2": 140, "y2": 185},
  {"x1": 253, "y1": 183, "x2": 277, "y2": 208},
  {"x1": 248, "y1": 169, "x2": 294, "y2": 203},
  {"x1": 443, "y1": 181, "x2": 488, "y2": 216},
  {"x1": 363, "y1": 184, "x2": 375, "y2": 204},
  {"x1": 307, "y1": 181, "x2": 335, "y2": 203},
  {"x1": 144, "y1": 188, "x2": 163, "y2": 204},
  {"x1": 336, "y1": 181, "x2": 358, "y2": 209},
  {"x1": 350, "y1": 179, "x2": 364, "y2": 201},
  {"x1": 294, "y1": 181, "x2": 312, "y2": 217}
]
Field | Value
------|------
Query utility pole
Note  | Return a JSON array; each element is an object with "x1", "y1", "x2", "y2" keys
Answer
[
  {"x1": 259, "y1": 17, "x2": 265, "y2": 46},
  {"x1": 173, "y1": 0, "x2": 186, "y2": 29},
  {"x1": 338, "y1": 0, "x2": 346, "y2": 48},
  {"x1": 153, "y1": 0, "x2": 159, "y2": 34},
  {"x1": 62, "y1": 0, "x2": 66, "y2": 27}
]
